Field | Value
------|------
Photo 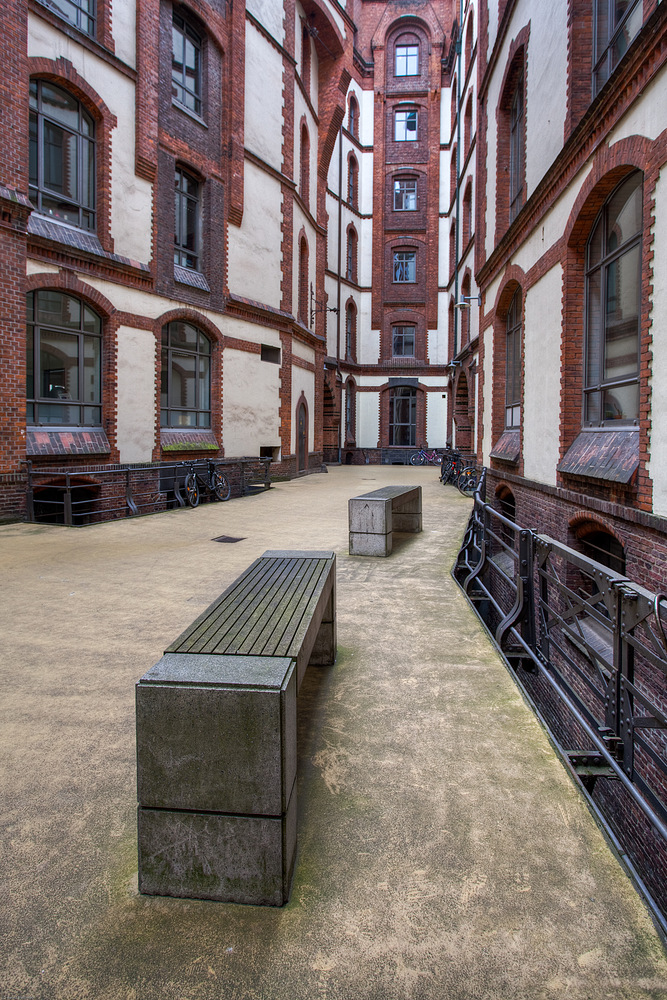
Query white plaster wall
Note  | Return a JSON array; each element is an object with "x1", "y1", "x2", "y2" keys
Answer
[
  {"x1": 111, "y1": 0, "x2": 136, "y2": 67},
  {"x1": 360, "y1": 149, "x2": 374, "y2": 213},
  {"x1": 291, "y1": 365, "x2": 315, "y2": 452},
  {"x1": 293, "y1": 202, "x2": 316, "y2": 317},
  {"x1": 648, "y1": 167, "x2": 667, "y2": 515},
  {"x1": 429, "y1": 320, "x2": 449, "y2": 366},
  {"x1": 358, "y1": 390, "x2": 380, "y2": 449},
  {"x1": 513, "y1": 160, "x2": 593, "y2": 275},
  {"x1": 227, "y1": 161, "x2": 283, "y2": 307},
  {"x1": 248, "y1": 0, "x2": 284, "y2": 43},
  {"x1": 223, "y1": 349, "x2": 281, "y2": 456},
  {"x1": 293, "y1": 340, "x2": 315, "y2": 363},
  {"x1": 426, "y1": 391, "x2": 447, "y2": 447},
  {"x1": 27, "y1": 260, "x2": 59, "y2": 275},
  {"x1": 359, "y1": 88, "x2": 374, "y2": 147},
  {"x1": 245, "y1": 23, "x2": 284, "y2": 171},
  {"x1": 608, "y1": 71, "x2": 667, "y2": 146},
  {"x1": 525, "y1": 3, "x2": 567, "y2": 195},
  {"x1": 359, "y1": 310, "x2": 379, "y2": 365},
  {"x1": 116, "y1": 326, "x2": 156, "y2": 463},
  {"x1": 28, "y1": 17, "x2": 153, "y2": 263},
  {"x1": 523, "y1": 265, "x2": 563, "y2": 485}
]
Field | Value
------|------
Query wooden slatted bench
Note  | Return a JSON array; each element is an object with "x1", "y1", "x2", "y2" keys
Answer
[
  {"x1": 136, "y1": 549, "x2": 336, "y2": 906},
  {"x1": 349, "y1": 485, "x2": 422, "y2": 556}
]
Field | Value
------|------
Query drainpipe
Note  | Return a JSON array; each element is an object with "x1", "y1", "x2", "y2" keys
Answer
[
  {"x1": 336, "y1": 125, "x2": 343, "y2": 463},
  {"x1": 453, "y1": 3, "x2": 463, "y2": 360}
]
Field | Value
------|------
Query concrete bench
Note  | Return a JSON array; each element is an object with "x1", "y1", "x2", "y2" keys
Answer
[
  {"x1": 349, "y1": 485, "x2": 422, "y2": 556},
  {"x1": 135, "y1": 549, "x2": 336, "y2": 906}
]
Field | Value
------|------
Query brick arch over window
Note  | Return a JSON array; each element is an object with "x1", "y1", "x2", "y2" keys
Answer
[
  {"x1": 560, "y1": 137, "x2": 655, "y2": 503},
  {"x1": 28, "y1": 57, "x2": 117, "y2": 253},
  {"x1": 464, "y1": 9, "x2": 475, "y2": 73},
  {"x1": 495, "y1": 25, "x2": 529, "y2": 239},
  {"x1": 385, "y1": 18, "x2": 431, "y2": 88},
  {"x1": 569, "y1": 514, "x2": 626, "y2": 575},
  {"x1": 154, "y1": 307, "x2": 223, "y2": 453},
  {"x1": 173, "y1": 0, "x2": 226, "y2": 54},
  {"x1": 453, "y1": 369, "x2": 472, "y2": 454}
]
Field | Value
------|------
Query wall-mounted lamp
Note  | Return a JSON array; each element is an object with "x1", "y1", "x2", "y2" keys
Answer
[{"x1": 454, "y1": 294, "x2": 482, "y2": 309}]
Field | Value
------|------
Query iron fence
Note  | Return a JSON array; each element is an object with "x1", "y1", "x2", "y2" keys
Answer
[{"x1": 454, "y1": 469, "x2": 667, "y2": 929}]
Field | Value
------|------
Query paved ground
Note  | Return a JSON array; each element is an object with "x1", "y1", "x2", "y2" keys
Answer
[{"x1": 1, "y1": 465, "x2": 667, "y2": 1000}]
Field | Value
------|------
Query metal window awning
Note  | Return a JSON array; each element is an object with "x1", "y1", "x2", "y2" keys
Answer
[
  {"x1": 490, "y1": 429, "x2": 520, "y2": 463},
  {"x1": 557, "y1": 428, "x2": 639, "y2": 483}
]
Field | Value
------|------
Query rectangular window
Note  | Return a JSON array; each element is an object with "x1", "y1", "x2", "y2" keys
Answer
[
  {"x1": 392, "y1": 326, "x2": 415, "y2": 357},
  {"x1": 172, "y1": 13, "x2": 202, "y2": 117},
  {"x1": 37, "y1": 0, "x2": 96, "y2": 36},
  {"x1": 393, "y1": 179, "x2": 417, "y2": 211},
  {"x1": 174, "y1": 168, "x2": 200, "y2": 271},
  {"x1": 593, "y1": 0, "x2": 643, "y2": 95},
  {"x1": 395, "y1": 110, "x2": 418, "y2": 142},
  {"x1": 393, "y1": 250, "x2": 416, "y2": 283},
  {"x1": 395, "y1": 45, "x2": 419, "y2": 76}
]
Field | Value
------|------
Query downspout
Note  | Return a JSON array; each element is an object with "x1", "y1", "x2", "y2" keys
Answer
[
  {"x1": 336, "y1": 124, "x2": 343, "y2": 462},
  {"x1": 453, "y1": 4, "x2": 463, "y2": 360}
]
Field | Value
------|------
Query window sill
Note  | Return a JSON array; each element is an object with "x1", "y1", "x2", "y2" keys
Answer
[
  {"x1": 490, "y1": 429, "x2": 520, "y2": 463},
  {"x1": 26, "y1": 427, "x2": 111, "y2": 457},
  {"x1": 160, "y1": 428, "x2": 219, "y2": 452},
  {"x1": 558, "y1": 428, "x2": 639, "y2": 483},
  {"x1": 28, "y1": 215, "x2": 150, "y2": 272},
  {"x1": 171, "y1": 100, "x2": 208, "y2": 128},
  {"x1": 174, "y1": 265, "x2": 210, "y2": 292}
]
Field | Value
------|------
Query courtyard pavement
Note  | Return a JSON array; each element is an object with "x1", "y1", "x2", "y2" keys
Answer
[{"x1": 1, "y1": 465, "x2": 667, "y2": 1000}]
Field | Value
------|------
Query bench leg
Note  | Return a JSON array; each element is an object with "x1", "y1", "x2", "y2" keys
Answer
[{"x1": 309, "y1": 589, "x2": 336, "y2": 665}]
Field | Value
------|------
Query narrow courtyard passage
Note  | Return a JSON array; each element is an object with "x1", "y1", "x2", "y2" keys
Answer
[{"x1": 1, "y1": 466, "x2": 666, "y2": 1000}]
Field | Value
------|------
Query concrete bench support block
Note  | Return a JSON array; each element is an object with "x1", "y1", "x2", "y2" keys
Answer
[{"x1": 348, "y1": 486, "x2": 422, "y2": 557}]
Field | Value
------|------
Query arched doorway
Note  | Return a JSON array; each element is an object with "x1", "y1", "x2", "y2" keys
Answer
[
  {"x1": 454, "y1": 371, "x2": 472, "y2": 453},
  {"x1": 296, "y1": 396, "x2": 308, "y2": 473}
]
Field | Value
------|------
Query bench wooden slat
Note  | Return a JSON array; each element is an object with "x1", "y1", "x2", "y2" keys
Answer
[
  {"x1": 267, "y1": 561, "x2": 331, "y2": 657},
  {"x1": 235, "y1": 558, "x2": 323, "y2": 656},
  {"x1": 168, "y1": 555, "x2": 332, "y2": 658}
]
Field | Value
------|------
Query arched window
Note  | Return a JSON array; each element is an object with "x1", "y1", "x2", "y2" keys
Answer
[
  {"x1": 584, "y1": 171, "x2": 642, "y2": 426},
  {"x1": 462, "y1": 181, "x2": 473, "y2": 247},
  {"x1": 345, "y1": 302, "x2": 356, "y2": 360},
  {"x1": 27, "y1": 290, "x2": 102, "y2": 426},
  {"x1": 348, "y1": 95, "x2": 359, "y2": 138},
  {"x1": 395, "y1": 34, "x2": 420, "y2": 76},
  {"x1": 161, "y1": 321, "x2": 211, "y2": 427},
  {"x1": 574, "y1": 521, "x2": 626, "y2": 575},
  {"x1": 451, "y1": 77, "x2": 458, "y2": 133},
  {"x1": 509, "y1": 70, "x2": 524, "y2": 222},
  {"x1": 348, "y1": 155, "x2": 358, "y2": 209},
  {"x1": 460, "y1": 273, "x2": 471, "y2": 346},
  {"x1": 29, "y1": 80, "x2": 96, "y2": 231},
  {"x1": 450, "y1": 146, "x2": 458, "y2": 203},
  {"x1": 172, "y1": 12, "x2": 202, "y2": 116},
  {"x1": 300, "y1": 124, "x2": 310, "y2": 206},
  {"x1": 174, "y1": 166, "x2": 200, "y2": 270},
  {"x1": 464, "y1": 94, "x2": 473, "y2": 157},
  {"x1": 505, "y1": 288, "x2": 521, "y2": 428},
  {"x1": 301, "y1": 25, "x2": 311, "y2": 94},
  {"x1": 346, "y1": 228, "x2": 358, "y2": 283},
  {"x1": 389, "y1": 386, "x2": 417, "y2": 446},
  {"x1": 465, "y1": 13, "x2": 474, "y2": 73},
  {"x1": 298, "y1": 235, "x2": 309, "y2": 323}
]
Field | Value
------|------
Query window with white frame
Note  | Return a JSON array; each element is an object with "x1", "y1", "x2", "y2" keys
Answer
[
  {"x1": 395, "y1": 40, "x2": 419, "y2": 76},
  {"x1": 395, "y1": 109, "x2": 418, "y2": 141},
  {"x1": 393, "y1": 250, "x2": 416, "y2": 283},
  {"x1": 394, "y1": 178, "x2": 417, "y2": 211}
]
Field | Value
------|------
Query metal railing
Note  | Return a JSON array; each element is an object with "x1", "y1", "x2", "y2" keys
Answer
[
  {"x1": 454, "y1": 469, "x2": 667, "y2": 928},
  {"x1": 24, "y1": 458, "x2": 272, "y2": 525}
]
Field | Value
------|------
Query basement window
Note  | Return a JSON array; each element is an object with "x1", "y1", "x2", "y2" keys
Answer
[{"x1": 261, "y1": 345, "x2": 281, "y2": 364}]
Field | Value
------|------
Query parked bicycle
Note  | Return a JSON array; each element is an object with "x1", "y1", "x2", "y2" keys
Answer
[
  {"x1": 439, "y1": 450, "x2": 479, "y2": 496},
  {"x1": 409, "y1": 448, "x2": 441, "y2": 466},
  {"x1": 180, "y1": 460, "x2": 231, "y2": 507}
]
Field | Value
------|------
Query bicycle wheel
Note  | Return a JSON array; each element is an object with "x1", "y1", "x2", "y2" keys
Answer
[
  {"x1": 410, "y1": 452, "x2": 424, "y2": 466},
  {"x1": 212, "y1": 471, "x2": 231, "y2": 502},
  {"x1": 184, "y1": 472, "x2": 200, "y2": 507},
  {"x1": 457, "y1": 468, "x2": 478, "y2": 497}
]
